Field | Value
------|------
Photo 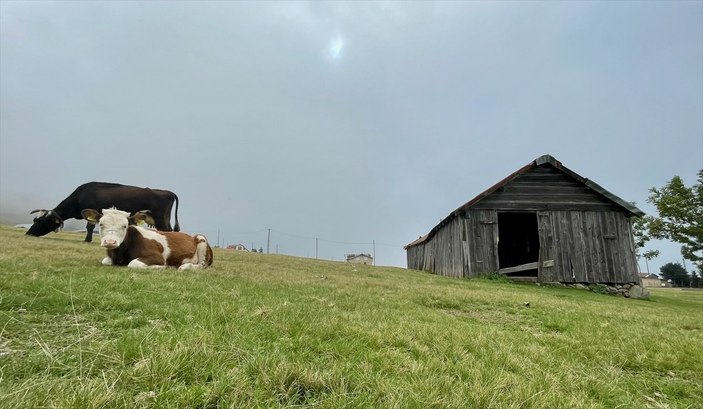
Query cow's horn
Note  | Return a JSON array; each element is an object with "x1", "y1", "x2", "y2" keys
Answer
[{"x1": 30, "y1": 209, "x2": 51, "y2": 218}]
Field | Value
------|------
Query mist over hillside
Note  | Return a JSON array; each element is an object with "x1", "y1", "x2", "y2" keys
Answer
[
  {"x1": 0, "y1": 190, "x2": 85, "y2": 231},
  {"x1": 0, "y1": 190, "x2": 39, "y2": 225}
]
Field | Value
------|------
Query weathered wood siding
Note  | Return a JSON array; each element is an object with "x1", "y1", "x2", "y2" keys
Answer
[
  {"x1": 407, "y1": 217, "x2": 464, "y2": 277},
  {"x1": 538, "y1": 210, "x2": 638, "y2": 283},
  {"x1": 472, "y1": 165, "x2": 620, "y2": 212},
  {"x1": 461, "y1": 210, "x2": 498, "y2": 278},
  {"x1": 406, "y1": 210, "x2": 499, "y2": 278},
  {"x1": 406, "y1": 242, "x2": 425, "y2": 271}
]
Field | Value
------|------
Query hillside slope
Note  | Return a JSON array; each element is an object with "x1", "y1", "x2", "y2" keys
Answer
[{"x1": 1, "y1": 225, "x2": 701, "y2": 408}]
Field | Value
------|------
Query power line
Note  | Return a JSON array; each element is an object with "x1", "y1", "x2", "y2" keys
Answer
[
  {"x1": 217, "y1": 228, "x2": 269, "y2": 236},
  {"x1": 270, "y1": 228, "x2": 403, "y2": 247},
  {"x1": 210, "y1": 226, "x2": 406, "y2": 252}
]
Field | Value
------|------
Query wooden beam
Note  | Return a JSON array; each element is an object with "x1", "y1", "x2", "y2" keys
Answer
[
  {"x1": 509, "y1": 276, "x2": 538, "y2": 283},
  {"x1": 499, "y1": 262, "x2": 539, "y2": 275}
]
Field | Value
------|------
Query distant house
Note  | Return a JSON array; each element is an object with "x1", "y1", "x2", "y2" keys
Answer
[
  {"x1": 405, "y1": 154, "x2": 644, "y2": 284},
  {"x1": 346, "y1": 253, "x2": 373, "y2": 265},
  {"x1": 639, "y1": 273, "x2": 668, "y2": 288},
  {"x1": 227, "y1": 244, "x2": 249, "y2": 252}
]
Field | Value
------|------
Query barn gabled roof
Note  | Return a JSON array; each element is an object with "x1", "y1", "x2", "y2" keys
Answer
[{"x1": 405, "y1": 154, "x2": 644, "y2": 249}]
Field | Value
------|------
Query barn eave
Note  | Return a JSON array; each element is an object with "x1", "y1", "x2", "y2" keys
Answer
[{"x1": 405, "y1": 154, "x2": 645, "y2": 249}]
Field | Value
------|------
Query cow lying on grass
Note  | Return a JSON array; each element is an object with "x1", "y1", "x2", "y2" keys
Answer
[{"x1": 81, "y1": 208, "x2": 213, "y2": 270}]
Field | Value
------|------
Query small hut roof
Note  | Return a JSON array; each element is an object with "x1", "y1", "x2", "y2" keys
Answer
[{"x1": 405, "y1": 154, "x2": 644, "y2": 249}]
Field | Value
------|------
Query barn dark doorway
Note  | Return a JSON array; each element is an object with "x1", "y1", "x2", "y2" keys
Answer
[{"x1": 498, "y1": 212, "x2": 539, "y2": 278}]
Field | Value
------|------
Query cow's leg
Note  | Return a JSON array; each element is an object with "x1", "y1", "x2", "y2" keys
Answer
[
  {"x1": 85, "y1": 222, "x2": 95, "y2": 242},
  {"x1": 178, "y1": 263, "x2": 199, "y2": 271},
  {"x1": 165, "y1": 216, "x2": 172, "y2": 232},
  {"x1": 152, "y1": 213, "x2": 171, "y2": 232},
  {"x1": 177, "y1": 235, "x2": 210, "y2": 271},
  {"x1": 102, "y1": 257, "x2": 113, "y2": 266},
  {"x1": 194, "y1": 235, "x2": 210, "y2": 267},
  {"x1": 127, "y1": 252, "x2": 166, "y2": 269},
  {"x1": 128, "y1": 259, "x2": 166, "y2": 269},
  {"x1": 162, "y1": 214, "x2": 172, "y2": 232}
]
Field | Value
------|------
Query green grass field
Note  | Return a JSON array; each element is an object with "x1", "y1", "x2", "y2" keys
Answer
[{"x1": 1, "y1": 225, "x2": 701, "y2": 408}]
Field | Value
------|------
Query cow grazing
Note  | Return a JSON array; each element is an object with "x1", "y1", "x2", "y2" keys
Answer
[
  {"x1": 81, "y1": 208, "x2": 213, "y2": 270},
  {"x1": 27, "y1": 182, "x2": 180, "y2": 242}
]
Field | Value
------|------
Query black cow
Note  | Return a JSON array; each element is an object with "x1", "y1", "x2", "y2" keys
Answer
[{"x1": 26, "y1": 182, "x2": 180, "y2": 242}]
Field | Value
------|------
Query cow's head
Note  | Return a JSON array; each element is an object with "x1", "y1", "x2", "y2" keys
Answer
[
  {"x1": 26, "y1": 209, "x2": 63, "y2": 237},
  {"x1": 81, "y1": 208, "x2": 153, "y2": 249},
  {"x1": 133, "y1": 209, "x2": 156, "y2": 228}
]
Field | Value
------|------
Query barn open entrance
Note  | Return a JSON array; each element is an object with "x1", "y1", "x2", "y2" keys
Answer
[{"x1": 497, "y1": 212, "x2": 539, "y2": 279}]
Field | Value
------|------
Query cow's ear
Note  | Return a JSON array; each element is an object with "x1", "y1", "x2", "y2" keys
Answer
[
  {"x1": 141, "y1": 210, "x2": 156, "y2": 227},
  {"x1": 81, "y1": 209, "x2": 102, "y2": 223},
  {"x1": 130, "y1": 211, "x2": 155, "y2": 227}
]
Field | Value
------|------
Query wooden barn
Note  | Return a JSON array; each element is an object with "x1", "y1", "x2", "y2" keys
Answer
[{"x1": 405, "y1": 155, "x2": 645, "y2": 284}]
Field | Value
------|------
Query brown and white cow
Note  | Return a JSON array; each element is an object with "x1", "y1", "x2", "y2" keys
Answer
[{"x1": 81, "y1": 208, "x2": 213, "y2": 270}]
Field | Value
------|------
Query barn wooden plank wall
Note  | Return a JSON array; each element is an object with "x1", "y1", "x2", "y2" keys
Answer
[
  {"x1": 462, "y1": 210, "x2": 498, "y2": 278},
  {"x1": 407, "y1": 209, "x2": 500, "y2": 278},
  {"x1": 538, "y1": 210, "x2": 639, "y2": 283},
  {"x1": 407, "y1": 163, "x2": 641, "y2": 284},
  {"x1": 408, "y1": 209, "x2": 638, "y2": 283}
]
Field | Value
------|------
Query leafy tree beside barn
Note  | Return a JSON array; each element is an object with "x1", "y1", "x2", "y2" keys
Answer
[
  {"x1": 639, "y1": 169, "x2": 702, "y2": 275},
  {"x1": 631, "y1": 214, "x2": 660, "y2": 273}
]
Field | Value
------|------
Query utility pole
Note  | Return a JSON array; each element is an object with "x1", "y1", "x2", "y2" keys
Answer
[
  {"x1": 373, "y1": 240, "x2": 376, "y2": 266},
  {"x1": 267, "y1": 228, "x2": 271, "y2": 254},
  {"x1": 681, "y1": 258, "x2": 690, "y2": 287},
  {"x1": 217, "y1": 229, "x2": 220, "y2": 249},
  {"x1": 316, "y1": 238, "x2": 319, "y2": 259}
]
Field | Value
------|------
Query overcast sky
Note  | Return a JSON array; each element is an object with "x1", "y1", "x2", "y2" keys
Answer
[{"x1": 1, "y1": 1, "x2": 701, "y2": 271}]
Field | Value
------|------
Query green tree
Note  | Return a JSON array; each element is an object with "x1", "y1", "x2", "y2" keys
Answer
[
  {"x1": 631, "y1": 214, "x2": 650, "y2": 254},
  {"x1": 660, "y1": 262, "x2": 690, "y2": 287},
  {"x1": 641, "y1": 250, "x2": 660, "y2": 274},
  {"x1": 631, "y1": 212, "x2": 660, "y2": 272},
  {"x1": 647, "y1": 170, "x2": 703, "y2": 272}
]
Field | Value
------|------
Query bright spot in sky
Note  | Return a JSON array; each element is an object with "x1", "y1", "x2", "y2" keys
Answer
[{"x1": 329, "y1": 35, "x2": 344, "y2": 59}]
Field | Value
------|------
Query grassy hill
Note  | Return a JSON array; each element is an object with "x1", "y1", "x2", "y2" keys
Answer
[{"x1": 1, "y1": 225, "x2": 701, "y2": 408}]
